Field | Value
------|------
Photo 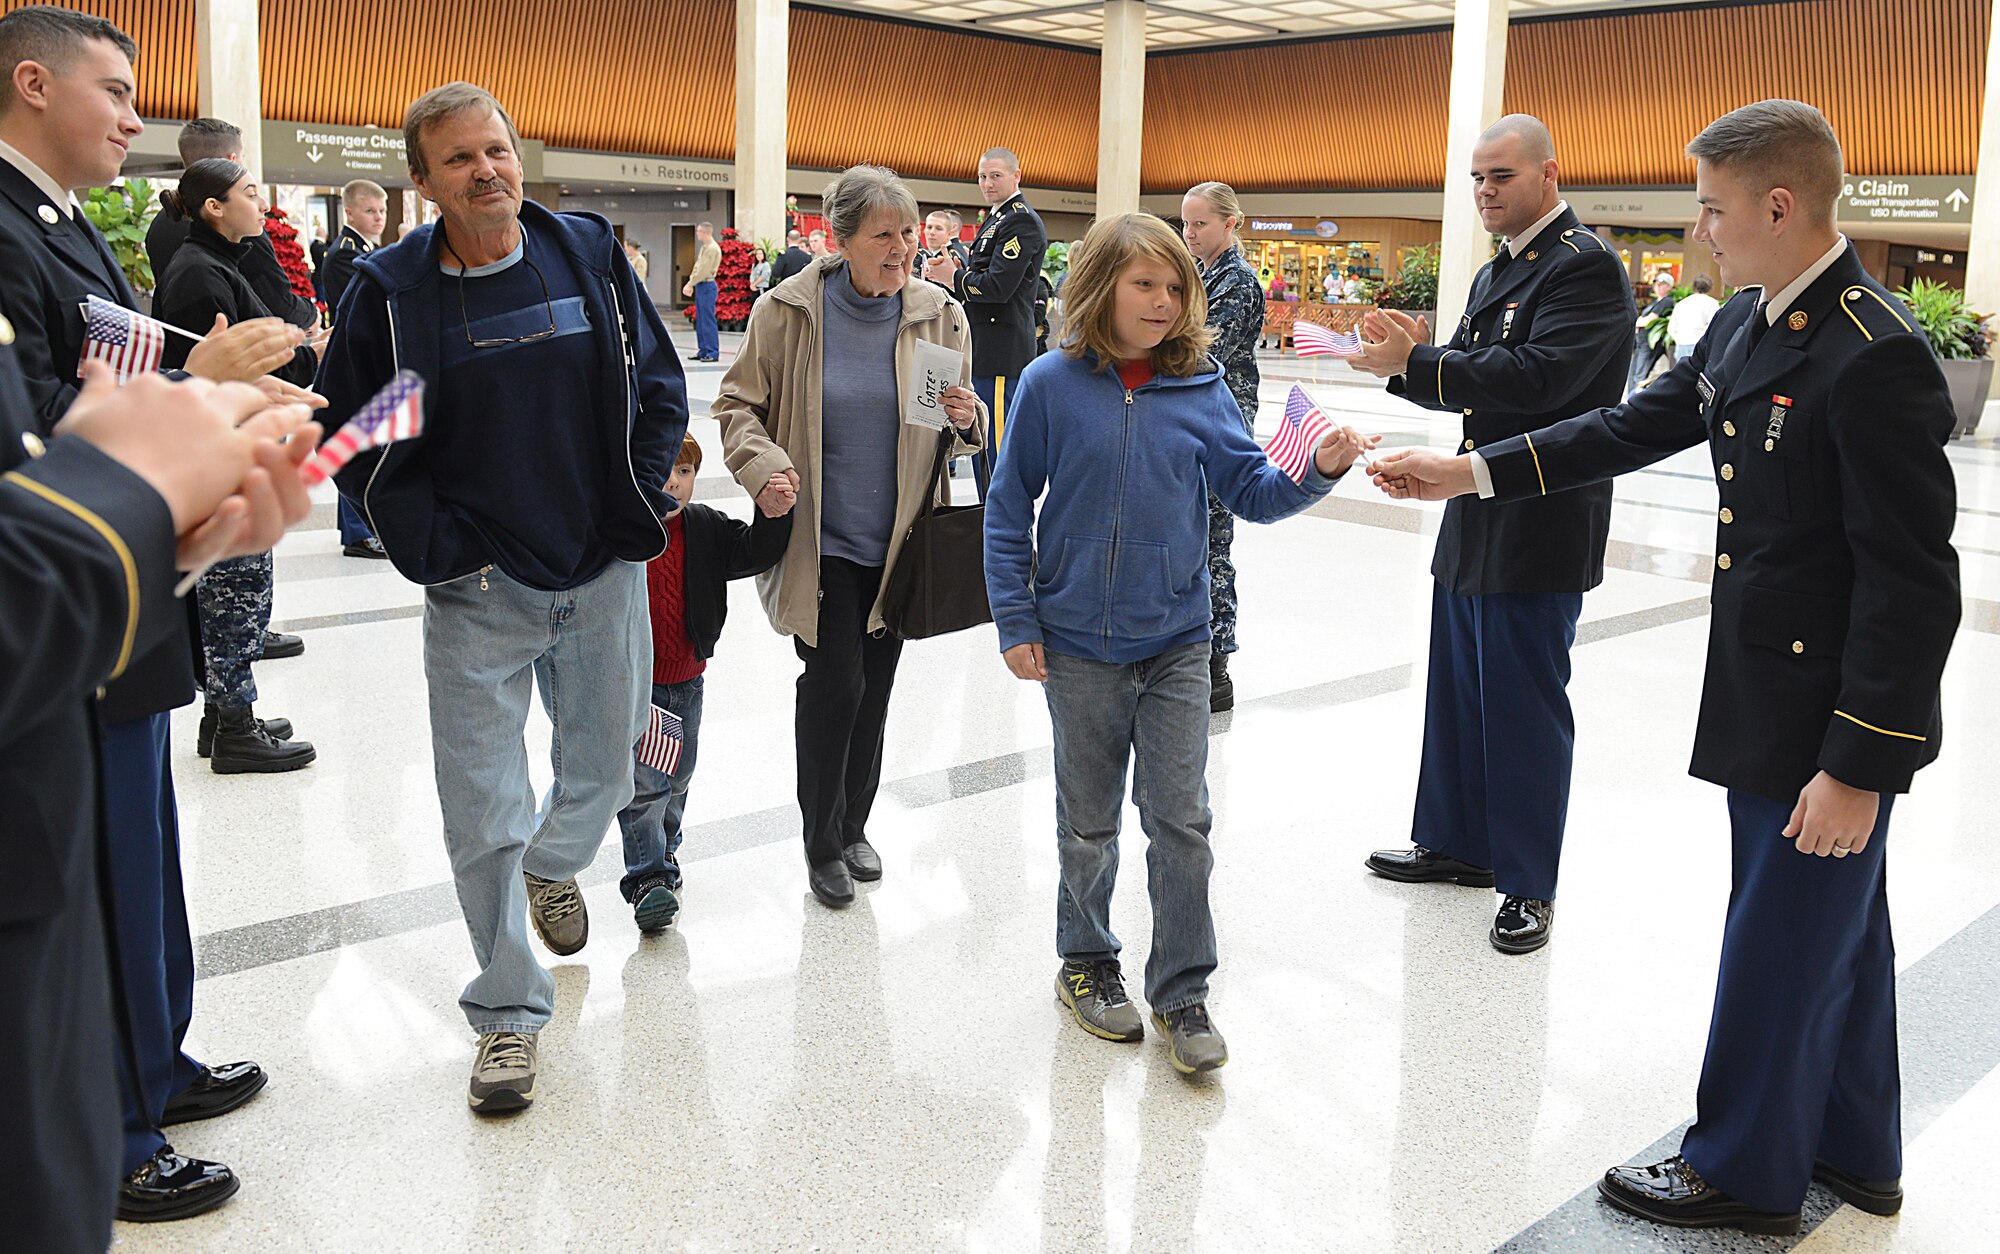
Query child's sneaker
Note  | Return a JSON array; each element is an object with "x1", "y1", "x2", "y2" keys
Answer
[
  {"x1": 1152, "y1": 1003, "x2": 1228, "y2": 1074},
  {"x1": 630, "y1": 875, "x2": 680, "y2": 933},
  {"x1": 1056, "y1": 960, "x2": 1144, "y2": 1043}
]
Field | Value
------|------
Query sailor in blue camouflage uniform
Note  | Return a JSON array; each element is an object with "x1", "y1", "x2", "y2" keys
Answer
[
  {"x1": 1181, "y1": 182, "x2": 1265, "y2": 712},
  {"x1": 1370, "y1": 101, "x2": 1960, "y2": 1238}
]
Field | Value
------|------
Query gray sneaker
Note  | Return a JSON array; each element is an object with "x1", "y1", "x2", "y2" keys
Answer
[
  {"x1": 1056, "y1": 960, "x2": 1144, "y2": 1043},
  {"x1": 1153, "y1": 1003, "x2": 1228, "y2": 1074},
  {"x1": 524, "y1": 872, "x2": 588, "y2": 955},
  {"x1": 468, "y1": 1031, "x2": 537, "y2": 1113}
]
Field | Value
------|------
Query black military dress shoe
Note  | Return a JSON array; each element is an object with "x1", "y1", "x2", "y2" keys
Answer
[
  {"x1": 1363, "y1": 844, "x2": 1495, "y2": 887},
  {"x1": 1814, "y1": 1159, "x2": 1904, "y2": 1215},
  {"x1": 161, "y1": 1060, "x2": 267, "y2": 1126},
  {"x1": 342, "y1": 536, "x2": 389, "y2": 559},
  {"x1": 118, "y1": 1147, "x2": 240, "y2": 1222},
  {"x1": 260, "y1": 630, "x2": 305, "y2": 659},
  {"x1": 1599, "y1": 1155, "x2": 1800, "y2": 1235},
  {"x1": 842, "y1": 838, "x2": 883, "y2": 882},
  {"x1": 1490, "y1": 895, "x2": 1555, "y2": 954},
  {"x1": 809, "y1": 859, "x2": 855, "y2": 908}
]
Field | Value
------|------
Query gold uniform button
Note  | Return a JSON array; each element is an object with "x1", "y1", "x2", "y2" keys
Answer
[
  {"x1": 1765, "y1": 438, "x2": 1775, "y2": 452},
  {"x1": 21, "y1": 431, "x2": 46, "y2": 458},
  {"x1": 1462, "y1": 408, "x2": 1473, "y2": 416},
  {"x1": 1723, "y1": 421, "x2": 1736, "y2": 437},
  {"x1": 0, "y1": 313, "x2": 13, "y2": 345},
  {"x1": 1792, "y1": 641, "x2": 1805, "y2": 654},
  {"x1": 1464, "y1": 439, "x2": 1475, "y2": 451},
  {"x1": 1717, "y1": 553, "x2": 1732, "y2": 570},
  {"x1": 1719, "y1": 507, "x2": 1733, "y2": 524},
  {"x1": 1721, "y1": 463, "x2": 1735, "y2": 481}
]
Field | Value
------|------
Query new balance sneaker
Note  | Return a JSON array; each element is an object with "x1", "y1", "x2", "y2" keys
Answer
[
  {"x1": 1152, "y1": 1003, "x2": 1229, "y2": 1074},
  {"x1": 1055, "y1": 960, "x2": 1144, "y2": 1043},
  {"x1": 524, "y1": 872, "x2": 589, "y2": 955},
  {"x1": 468, "y1": 1031, "x2": 537, "y2": 1113},
  {"x1": 630, "y1": 874, "x2": 680, "y2": 933}
]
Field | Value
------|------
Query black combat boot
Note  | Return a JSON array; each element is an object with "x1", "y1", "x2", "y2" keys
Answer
[
  {"x1": 196, "y1": 704, "x2": 294, "y2": 758},
  {"x1": 1209, "y1": 651, "x2": 1234, "y2": 713},
  {"x1": 209, "y1": 707, "x2": 316, "y2": 774}
]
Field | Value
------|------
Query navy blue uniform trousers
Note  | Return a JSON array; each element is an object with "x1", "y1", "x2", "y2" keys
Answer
[
  {"x1": 1680, "y1": 790, "x2": 1900, "y2": 1214},
  {"x1": 100, "y1": 713, "x2": 203, "y2": 1173},
  {"x1": 970, "y1": 374, "x2": 1016, "y2": 499},
  {"x1": 1412, "y1": 585, "x2": 1582, "y2": 901},
  {"x1": 336, "y1": 492, "x2": 374, "y2": 545}
]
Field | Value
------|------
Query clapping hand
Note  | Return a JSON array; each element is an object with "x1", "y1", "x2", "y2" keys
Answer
[
  {"x1": 183, "y1": 313, "x2": 305, "y2": 384},
  {"x1": 755, "y1": 469, "x2": 799, "y2": 518},
  {"x1": 1347, "y1": 309, "x2": 1428, "y2": 379},
  {"x1": 924, "y1": 253, "x2": 959, "y2": 286}
]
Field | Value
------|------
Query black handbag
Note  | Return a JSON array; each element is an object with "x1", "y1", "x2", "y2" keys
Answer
[{"x1": 883, "y1": 427, "x2": 992, "y2": 640}]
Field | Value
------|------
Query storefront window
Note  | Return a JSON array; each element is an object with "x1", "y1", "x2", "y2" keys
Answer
[{"x1": 1243, "y1": 238, "x2": 1382, "y2": 303}]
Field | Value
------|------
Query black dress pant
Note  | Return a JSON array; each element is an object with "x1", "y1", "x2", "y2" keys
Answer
[{"x1": 795, "y1": 558, "x2": 904, "y2": 866}]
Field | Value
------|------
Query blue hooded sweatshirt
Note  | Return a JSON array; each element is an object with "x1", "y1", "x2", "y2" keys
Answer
[
  {"x1": 984, "y1": 350, "x2": 1335, "y2": 664},
  {"x1": 314, "y1": 199, "x2": 688, "y2": 588}
]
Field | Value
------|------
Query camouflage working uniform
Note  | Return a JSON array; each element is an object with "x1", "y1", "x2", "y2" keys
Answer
[
  {"x1": 196, "y1": 552, "x2": 275, "y2": 711},
  {"x1": 1201, "y1": 243, "x2": 1266, "y2": 656}
]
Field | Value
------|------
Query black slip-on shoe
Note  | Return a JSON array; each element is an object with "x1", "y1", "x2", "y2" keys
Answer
[
  {"x1": 1364, "y1": 844, "x2": 1495, "y2": 887},
  {"x1": 161, "y1": 1060, "x2": 266, "y2": 1125}
]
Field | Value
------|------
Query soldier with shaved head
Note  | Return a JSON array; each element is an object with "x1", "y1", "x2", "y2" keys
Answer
[{"x1": 1348, "y1": 112, "x2": 1635, "y2": 955}]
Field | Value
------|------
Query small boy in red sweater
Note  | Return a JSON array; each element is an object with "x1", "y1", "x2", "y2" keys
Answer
[{"x1": 619, "y1": 435, "x2": 794, "y2": 930}]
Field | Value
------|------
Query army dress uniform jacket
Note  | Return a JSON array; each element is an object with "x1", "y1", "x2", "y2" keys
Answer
[
  {"x1": 1, "y1": 308, "x2": 182, "y2": 1254},
  {"x1": 319, "y1": 224, "x2": 375, "y2": 319},
  {"x1": 954, "y1": 192, "x2": 1047, "y2": 378},
  {"x1": 0, "y1": 157, "x2": 201, "y2": 722},
  {"x1": 1476, "y1": 243, "x2": 1959, "y2": 800},
  {"x1": 1391, "y1": 206, "x2": 1634, "y2": 595}
]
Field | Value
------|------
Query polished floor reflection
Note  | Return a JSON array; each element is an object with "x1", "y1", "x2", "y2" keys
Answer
[{"x1": 124, "y1": 332, "x2": 2000, "y2": 1252}]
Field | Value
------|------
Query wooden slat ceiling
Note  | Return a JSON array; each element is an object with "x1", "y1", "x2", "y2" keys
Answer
[
  {"x1": 1147, "y1": 0, "x2": 1987, "y2": 192},
  {"x1": 786, "y1": 5, "x2": 1100, "y2": 187},
  {"x1": 22, "y1": 0, "x2": 1983, "y2": 195}
]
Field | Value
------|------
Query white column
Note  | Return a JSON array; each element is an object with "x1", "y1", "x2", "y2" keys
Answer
[
  {"x1": 1434, "y1": 0, "x2": 1509, "y2": 335},
  {"x1": 735, "y1": 0, "x2": 789, "y2": 245},
  {"x1": 1096, "y1": 0, "x2": 1146, "y2": 219},
  {"x1": 195, "y1": 0, "x2": 262, "y2": 177},
  {"x1": 1962, "y1": 0, "x2": 2000, "y2": 314}
]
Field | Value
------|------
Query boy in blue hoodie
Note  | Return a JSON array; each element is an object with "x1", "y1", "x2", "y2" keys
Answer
[{"x1": 984, "y1": 213, "x2": 1373, "y2": 1074}]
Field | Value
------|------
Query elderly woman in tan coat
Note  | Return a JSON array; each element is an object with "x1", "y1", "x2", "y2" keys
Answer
[{"x1": 718, "y1": 165, "x2": 983, "y2": 908}]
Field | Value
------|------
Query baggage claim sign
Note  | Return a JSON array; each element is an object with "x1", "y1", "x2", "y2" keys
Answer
[{"x1": 1838, "y1": 176, "x2": 1974, "y2": 225}]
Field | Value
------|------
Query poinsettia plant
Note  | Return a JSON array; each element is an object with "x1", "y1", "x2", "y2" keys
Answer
[
  {"x1": 683, "y1": 227, "x2": 758, "y2": 328},
  {"x1": 263, "y1": 207, "x2": 317, "y2": 306}
]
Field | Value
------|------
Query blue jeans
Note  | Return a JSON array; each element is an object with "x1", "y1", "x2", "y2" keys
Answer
[
  {"x1": 421, "y1": 560, "x2": 649, "y2": 1035},
  {"x1": 617, "y1": 675, "x2": 702, "y2": 901},
  {"x1": 1042, "y1": 641, "x2": 1217, "y2": 1013},
  {"x1": 694, "y1": 280, "x2": 719, "y2": 358}
]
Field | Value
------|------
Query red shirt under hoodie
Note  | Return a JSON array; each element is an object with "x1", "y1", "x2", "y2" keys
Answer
[{"x1": 647, "y1": 512, "x2": 705, "y2": 684}]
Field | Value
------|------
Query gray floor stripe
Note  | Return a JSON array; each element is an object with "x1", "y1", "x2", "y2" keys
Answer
[
  {"x1": 1496, "y1": 902, "x2": 2000, "y2": 1252},
  {"x1": 195, "y1": 595, "x2": 1709, "y2": 981}
]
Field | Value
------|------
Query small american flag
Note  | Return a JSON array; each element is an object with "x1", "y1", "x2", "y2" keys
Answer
[
  {"x1": 1264, "y1": 385, "x2": 1334, "y2": 482},
  {"x1": 1293, "y1": 320, "x2": 1363, "y2": 357},
  {"x1": 637, "y1": 703, "x2": 684, "y2": 775},
  {"x1": 78, "y1": 294, "x2": 166, "y2": 381},
  {"x1": 300, "y1": 371, "x2": 425, "y2": 487}
]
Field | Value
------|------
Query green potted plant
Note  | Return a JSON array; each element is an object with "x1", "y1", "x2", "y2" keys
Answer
[
  {"x1": 1896, "y1": 277, "x2": 1994, "y2": 436},
  {"x1": 1041, "y1": 240, "x2": 1069, "y2": 283},
  {"x1": 79, "y1": 177, "x2": 157, "y2": 303},
  {"x1": 1375, "y1": 243, "x2": 1439, "y2": 343}
]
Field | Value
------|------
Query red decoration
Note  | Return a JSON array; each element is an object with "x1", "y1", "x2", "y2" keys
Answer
[
  {"x1": 682, "y1": 228, "x2": 758, "y2": 329},
  {"x1": 263, "y1": 207, "x2": 317, "y2": 306}
]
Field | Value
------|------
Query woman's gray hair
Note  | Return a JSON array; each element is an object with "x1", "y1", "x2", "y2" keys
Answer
[{"x1": 821, "y1": 165, "x2": 920, "y2": 245}]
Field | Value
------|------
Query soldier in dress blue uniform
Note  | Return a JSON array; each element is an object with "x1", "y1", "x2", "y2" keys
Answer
[
  {"x1": 1371, "y1": 100, "x2": 1959, "y2": 1237},
  {"x1": 0, "y1": 6, "x2": 302, "y2": 1224},
  {"x1": 1348, "y1": 115, "x2": 1634, "y2": 954},
  {"x1": 924, "y1": 146, "x2": 1046, "y2": 497},
  {"x1": 914, "y1": 207, "x2": 969, "y2": 279},
  {"x1": 321, "y1": 179, "x2": 391, "y2": 558}
]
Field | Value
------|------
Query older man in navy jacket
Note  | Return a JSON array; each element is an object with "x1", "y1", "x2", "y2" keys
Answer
[{"x1": 315, "y1": 82, "x2": 687, "y2": 1115}]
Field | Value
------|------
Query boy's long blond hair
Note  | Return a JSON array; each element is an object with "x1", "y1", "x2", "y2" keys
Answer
[{"x1": 1060, "y1": 213, "x2": 1215, "y2": 377}]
